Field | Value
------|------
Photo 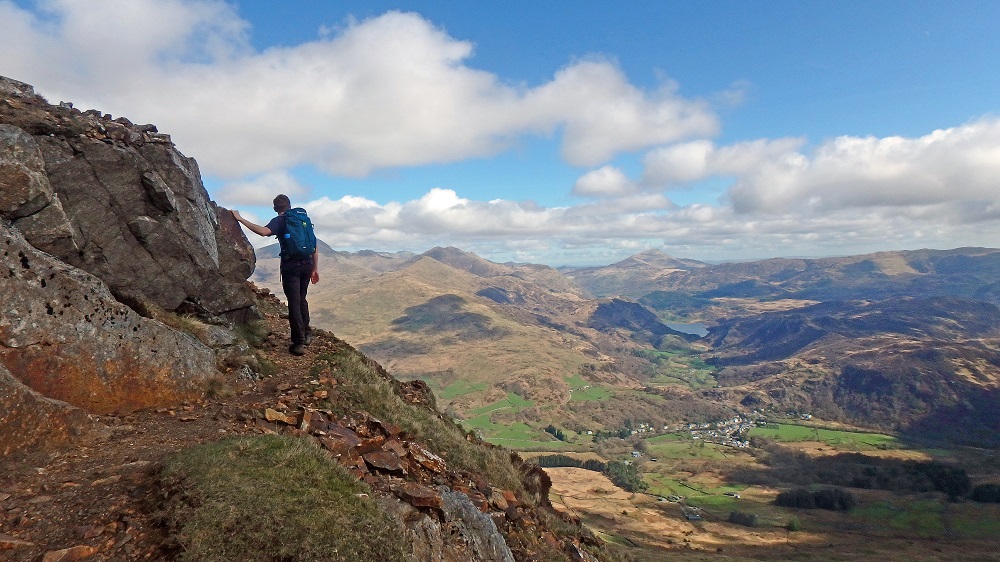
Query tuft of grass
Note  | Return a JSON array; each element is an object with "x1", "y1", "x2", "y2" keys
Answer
[
  {"x1": 232, "y1": 320, "x2": 271, "y2": 348},
  {"x1": 157, "y1": 435, "x2": 409, "y2": 562},
  {"x1": 153, "y1": 308, "x2": 212, "y2": 343},
  {"x1": 255, "y1": 352, "x2": 278, "y2": 376},
  {"x1": 202, "y1": 376, "x2": 233, "y2": 400}
]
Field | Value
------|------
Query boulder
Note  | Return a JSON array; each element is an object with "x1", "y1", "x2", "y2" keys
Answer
[
  {"x1": 0, "y1": 221, "x2": 217, "y2": 414},
  {"x1": 0, "y1": 75, "x2": 257, "y2": 322}
]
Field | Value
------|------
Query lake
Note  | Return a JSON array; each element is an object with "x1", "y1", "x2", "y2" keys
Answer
[{"x1": 665, "y1": 322, "x2": 709, "y2": 337}]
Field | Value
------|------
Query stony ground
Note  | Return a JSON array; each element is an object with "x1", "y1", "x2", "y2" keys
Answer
[{"x1": 0, "y1": 309, "x2": 340, "y2": 562}]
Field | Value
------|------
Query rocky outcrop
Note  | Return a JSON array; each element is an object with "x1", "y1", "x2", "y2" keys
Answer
[
  {"x1": 0, "y1": 220, "x2": 217, "y2": 414},
  {"x1": 249, "y1": 404, "x2": 594, "y2": 562},
  {"x1": 0, "y1": 76, "x2": 257, "y2": 322}
]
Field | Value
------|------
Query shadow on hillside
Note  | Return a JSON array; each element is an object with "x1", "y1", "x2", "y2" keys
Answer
[
  {"x1": 731, "y1": 442, "x2": 973, "y2": 499},
  {"x1": 900, "y1": 387, "x2": 1000, "y2": 448},
  {"x1": 390, "y1": 294, "x2": 510, "y2": 339}
]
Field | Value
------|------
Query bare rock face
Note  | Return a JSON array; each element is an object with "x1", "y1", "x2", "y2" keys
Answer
[
  {"x1": 0, "y1": 364, "x2": 109, "y2": 457},
  {"x1": 0, "y1": 220, "x2": 217, "y2": 414},
  {"x1": 0, "y1": 123, "x2": 79, "y2": 257},
  {"x1": 0, "y1": 76, "x2": 257, "y2": 322}
]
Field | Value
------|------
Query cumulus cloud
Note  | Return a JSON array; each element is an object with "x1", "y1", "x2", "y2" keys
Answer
[
  {"x1": 4, "y1": 2, "x2": 1000, "y2": 265},
  {"x1": 293, "y1": 183, "x2": 1000, "y2": 264},
  {"x1": 214, "y1": 170, "x2": 310, "y2": 207},
  {"x1": 628, "y1": 118, "x2": 1000, "y2": 217},
  {"x1": 641, "y1": 138, "x2": 806, "y2": 186},
  {"x1": 572, "y1": 165, "x2": 637, "y2": 197},
  {"x1": 524, "y1": 61, "x2": 719, "y2": 166},
  {"x1": 727, "y1": 117, "x2": 1000, "y2": 214},
  {"x1": 0, "y1": 1, "x2": 716, "y2": 178}
]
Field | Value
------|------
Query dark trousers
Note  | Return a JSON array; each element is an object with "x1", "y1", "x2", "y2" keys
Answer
[{"x1": 281, "y1": 259, "x2": 312, "y2": 345}]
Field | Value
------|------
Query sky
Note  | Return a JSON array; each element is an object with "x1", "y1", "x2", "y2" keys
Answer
[{"x1": 2, "y1": 0, "x2": 999, "y2": 266}]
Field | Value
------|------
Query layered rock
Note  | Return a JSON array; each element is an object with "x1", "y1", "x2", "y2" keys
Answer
[
  {"x1": 0, "y1": 220, "x2": 216, "y2": 414},
  {"x1": 0, "y1": 76, "x2": 257, "y2": 322}
]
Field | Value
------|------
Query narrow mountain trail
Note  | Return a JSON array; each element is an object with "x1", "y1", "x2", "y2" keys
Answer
[{"x1": 0, "y1": 307, "x2": 339, "y2": 561}]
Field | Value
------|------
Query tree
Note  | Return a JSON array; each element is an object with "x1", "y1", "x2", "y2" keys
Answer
[
  {"x1": 604, "y1": 460, "x2": 648, "y2": 493},
  {"x1": 543, "y1": 424, "x2": 566, "y2": 441},
  {"x1": 971, "y1": 483, "x2": 1000, "y2": 503}
]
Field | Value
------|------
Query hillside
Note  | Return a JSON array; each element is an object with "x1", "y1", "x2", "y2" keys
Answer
[
  {"x1": 251, "y1": 247, "x2": 724, "y2": 436},
  {"x1": 253, "y1": 241, "x2": 1000, "y2": 449},
  {"x1": 561, "y1": 249, "x2": 708, "y2": 298},
  {"x1": 0, "y1": 76, "x2": 616, "y2": 562},
  {"x1": 704, "y1": 296, "x2": 1000, "y2": 444},
  {"x1": 1, "y1": 290, "x2": 615, "y2": 561},
  {"x1": 576, "y1": 247, "x2": 1000, "y2": 313}
]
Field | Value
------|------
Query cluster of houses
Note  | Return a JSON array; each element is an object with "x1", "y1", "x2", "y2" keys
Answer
[
  {"x1": 582, "y1": 414, "x2": 763, "y2": 450},
  {"x1": 684, "y1": 416, "x2": 757, "y2": 449}
]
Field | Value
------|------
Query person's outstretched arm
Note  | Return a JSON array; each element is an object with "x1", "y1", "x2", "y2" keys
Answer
[{"x1": 231, "y1": 209, "x2": 272, "y2": 237}]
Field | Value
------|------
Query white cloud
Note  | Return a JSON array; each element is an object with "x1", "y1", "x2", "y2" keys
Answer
[
  {"x1": 629, "y1": 118, "x2": 1000, "y2": 217},
  {"x1": 572, "y1": 165, "x2": 636, "y2": 197},
  {"x1": 641, "y1": 138, "x2": 806, "y2": 187},
  {"x1": 232, "y1": 179, "x2": 1000, "y2": 264},
  {"x1": 525, "y1": 60, "x2": 719, "y2": 166},
  {"x1": 5, "y1": 2, "x2": 1000, "y2": 265},
  {"x1": 215, "y1": 170, "x2": 309, "y2": 207},
  {"x1": 728, "y1": 117, "x2": 1000, "y2": 214},
  {"x1": 0, "y1": 2, "x2": 717, "y2": 178}
]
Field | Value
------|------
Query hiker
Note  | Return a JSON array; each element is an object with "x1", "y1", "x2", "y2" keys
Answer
[{"x1": 231, "y1": 194, "x2": 319, "y2": 356}]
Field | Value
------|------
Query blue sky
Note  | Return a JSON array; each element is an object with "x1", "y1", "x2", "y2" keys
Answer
[{"x1": 2, "y1": 1, "x2": 999, "y2": 265}]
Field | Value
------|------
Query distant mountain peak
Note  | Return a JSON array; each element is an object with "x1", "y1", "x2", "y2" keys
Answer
[
  {"x1": 421, "y1": 246, "x2": 507, "y2": 278},
  {"x1": 612, "y1": 249, "x2": 706, "y2": 270}
]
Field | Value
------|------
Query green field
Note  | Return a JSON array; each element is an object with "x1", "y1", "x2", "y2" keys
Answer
[
  {"x1": 438, "y1": 379, "x2": 488, "y2": 399},
  {"x1": 569, "y1": 385, "x2": 613, "y2": 401},
  {"x1": 467, "y1": 392, "x2": 535, "y2": 416},
  {"x1": 750, "y1": 423, "x2": 900, "y2": 450},
  {"x1": 635, "y1": 349, "x2": 717, "y2": 389},
  {"x1": 562, "y1": 375, "x2": 613, "y2": 401},
  {"x1": 844, "y1": 498, "x2": 1000, "y2": 539},
  {"x1": 645, "y1": 434, "x2": 732, "y2": 460},
  {"x1": 461, "y1": 413, "x2": 570, "y2": 449},
  {"x1": 852, "y1": 500, "x2": 945, "y2": 538}
]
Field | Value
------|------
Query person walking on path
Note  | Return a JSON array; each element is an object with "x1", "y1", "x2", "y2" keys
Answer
[{"x1": 231, "y1": 194, "x2": 319, "y2": 356}]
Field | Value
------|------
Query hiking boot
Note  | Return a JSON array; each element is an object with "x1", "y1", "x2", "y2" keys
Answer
[
  {"x1": 289, "y1": 343, "x2": 306, "y2": 356},
  {"x1": 304, "y1": 330, "x2": 313, "y2": 346}
]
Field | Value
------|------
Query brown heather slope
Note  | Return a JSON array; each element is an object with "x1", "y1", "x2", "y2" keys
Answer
[
  {"x1": 0, "y1": 288, "x2": 616, "y2": 562},
  {"x1": 253, "y1": 249, "x2": 627, "y2": 415}
]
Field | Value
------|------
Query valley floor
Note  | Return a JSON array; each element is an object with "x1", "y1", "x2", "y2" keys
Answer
[{"x1": 541, "y1": 458, "x2": 1000, "y2": 561}]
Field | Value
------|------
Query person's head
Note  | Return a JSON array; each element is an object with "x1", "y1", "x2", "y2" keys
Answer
[{"x1": 273, "y1": 194, "x2": 291, "y2": 214}]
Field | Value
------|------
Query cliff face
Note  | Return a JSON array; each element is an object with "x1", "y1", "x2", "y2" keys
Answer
[
  {"x1": 0, "y1": 222, "x2": 217, "y2": 414},
  {"x1": 0, "y1": 76, "x2": 255, "y2": 454},
  {"x1": 0, "y1": 76, "x2": 256, "y2": 321}
]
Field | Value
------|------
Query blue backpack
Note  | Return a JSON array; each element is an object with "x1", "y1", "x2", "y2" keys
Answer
[{"x1": 279, "y1": 207, "x2": 317, "y2": 260}]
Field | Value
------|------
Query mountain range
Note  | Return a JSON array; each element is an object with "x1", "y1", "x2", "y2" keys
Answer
[{"x1": 254, "y1": 243, "x2": 1000, "y2": 445}]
